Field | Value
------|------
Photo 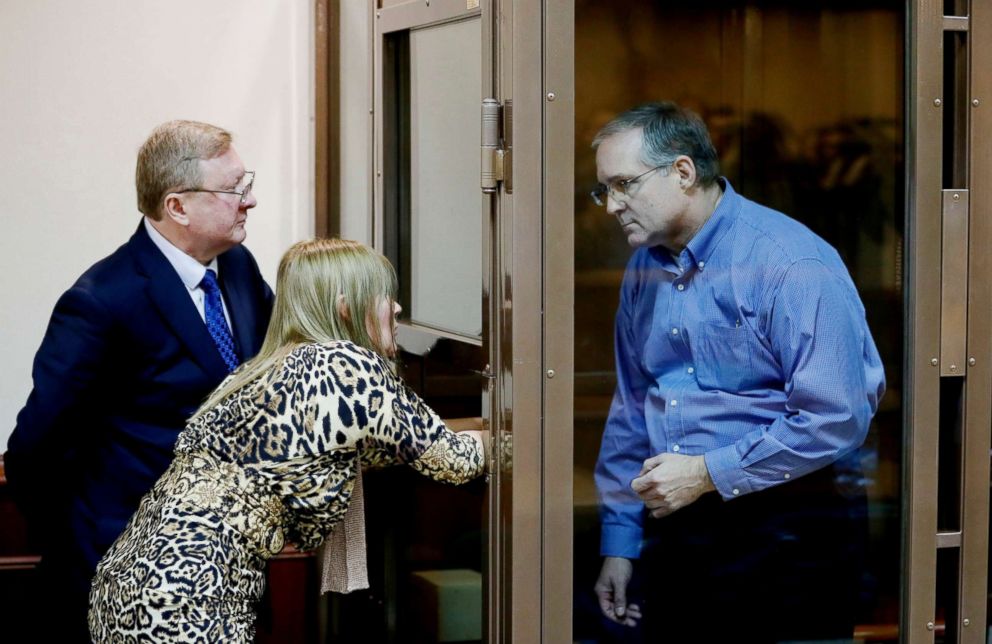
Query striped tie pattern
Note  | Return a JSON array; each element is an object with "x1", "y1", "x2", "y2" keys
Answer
[{"x1": 199, "y1": 269, "x2": 239, "y2": 372}]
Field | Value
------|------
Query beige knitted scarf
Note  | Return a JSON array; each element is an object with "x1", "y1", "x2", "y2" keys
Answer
[{"x1": 319, "y1": 467, "x2": 369, "y2": 594}]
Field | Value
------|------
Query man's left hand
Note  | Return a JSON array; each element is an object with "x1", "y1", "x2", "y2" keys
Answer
[{"x1": 631, "y1": 453, "x2": 716, "y2": 518}]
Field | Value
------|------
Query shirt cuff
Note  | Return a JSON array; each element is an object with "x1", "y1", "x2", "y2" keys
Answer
[
  {"x1": 704, "y1": 445, "x2": 755, "y2": 501},
  {"x1": 600, "y1": 523, "x2": 643, "y2": 559}
]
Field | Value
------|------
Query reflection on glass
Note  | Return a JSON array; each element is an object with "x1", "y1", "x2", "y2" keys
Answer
[
  {"x1": 329, "y1": 340, "x2": 486, "y2": 643},
  {"x1": 574, "y1": 1, "x2": 904, "y2": 642}
]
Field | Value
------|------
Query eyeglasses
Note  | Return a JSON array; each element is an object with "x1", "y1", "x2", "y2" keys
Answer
[
  {"x1": 590, "y1": 164, "x2": 670, "y2": 207},
  {"x1": 176, "y1": 170, "x2": 255, "y2": 205}
]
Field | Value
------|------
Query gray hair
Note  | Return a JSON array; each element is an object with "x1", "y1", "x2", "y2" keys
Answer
[
  {"x1": 592, "y1": 102, "x2": 720, "y2": 187},
  {"x1": 136, "y1": 120, "x2": 232, "y2": 219}
]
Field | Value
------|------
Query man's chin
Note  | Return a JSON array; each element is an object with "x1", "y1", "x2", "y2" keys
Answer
[{"x1": 626, "y1": 234, "x2": 648, "y2": 248}]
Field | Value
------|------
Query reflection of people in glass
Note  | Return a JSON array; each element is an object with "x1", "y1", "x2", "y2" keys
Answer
[
  {"x1": 88, "y1": 239, "x2": 486, "y2": 642},
  {"x1": 591, "y1": 102, "x2": 885, "y2": 642}
]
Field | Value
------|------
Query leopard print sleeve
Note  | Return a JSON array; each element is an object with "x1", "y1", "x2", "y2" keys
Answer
[
  {"x1": 304, "y1": 342, "x2": 484, "y2": 483},
  {"x1": 407, "y1": 429, "x2": 485, "y2": 484},
  {"x1": 380, "y1": 375, "x2": 485, "y2": 484}
]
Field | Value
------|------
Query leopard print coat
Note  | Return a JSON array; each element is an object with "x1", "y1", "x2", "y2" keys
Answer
[{"x1": 88, "y1": 341, "x2": 484, "y2": 643}]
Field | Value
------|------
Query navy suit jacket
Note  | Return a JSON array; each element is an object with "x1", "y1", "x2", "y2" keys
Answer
[{"x1": 5, "y1": 221, "x2": 274, "y2": 591}]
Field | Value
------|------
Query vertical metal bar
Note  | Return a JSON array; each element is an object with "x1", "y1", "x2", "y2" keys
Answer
[
  {"x1": 314, "y1": 0, "x2": 338, "y2": 238},
  {"x1": 940, "y1": 189, "x2": 969, "y2": 376},
  {"x1": 959, "y1": 2, "x2": 992, "y2": 640},
  {"x1": 480, "y1": 2, "x2": 501, "y2": 642},
  {"x1": 505, "y1": 0, "x2": 544, "y2": 641},
  {"x1": 905, "y1": 1, "x2": 944, "y2": 642},
  {"x1": 373, "y1": 2, "x2": 384, "y2": 250},
  {"x1": 542, "y1": 0, "x2": 574, "y2": 642}
]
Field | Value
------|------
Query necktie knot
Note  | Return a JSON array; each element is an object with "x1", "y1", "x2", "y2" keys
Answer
[
  {"x1": 200, "y1": 269, "x2": 220, "y2": 293},
  {"x1": 200, "y1": 269, "x2": 239, "y2": 372}
]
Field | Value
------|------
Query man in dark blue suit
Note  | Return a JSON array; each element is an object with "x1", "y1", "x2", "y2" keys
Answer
[{"x1": 5, "y1": 120, "x2": 274, "y2": 640}]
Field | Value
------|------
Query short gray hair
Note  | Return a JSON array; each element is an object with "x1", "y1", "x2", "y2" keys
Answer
[
  {"x1": 136, "y1": 120, "x2": 232, "y2": 219},
  {"x1": 593, "y1": 102, "x2": 720, "y2": 187}
]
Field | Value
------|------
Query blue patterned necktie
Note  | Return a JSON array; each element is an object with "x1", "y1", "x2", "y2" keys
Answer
[{"x1": 199, "y1": 269, "x2": 239, "y2": 372}]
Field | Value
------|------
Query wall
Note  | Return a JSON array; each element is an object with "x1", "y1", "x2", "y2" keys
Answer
[
  {"x1": 0, "y1": 0, "x2": 314, "y2": 449},
  {"x1": 339, "y1": 0, "x2": 373, "y2": 243}
]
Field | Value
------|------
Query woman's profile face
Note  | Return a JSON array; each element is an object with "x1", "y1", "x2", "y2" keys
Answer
[{"x1": 371, "y1": 297, "x2": 401, "y2": 357}]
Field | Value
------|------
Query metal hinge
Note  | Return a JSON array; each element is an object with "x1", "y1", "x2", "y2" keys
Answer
[{"x1": 481, "y1": 98, "x2": 512, "y2": 194}]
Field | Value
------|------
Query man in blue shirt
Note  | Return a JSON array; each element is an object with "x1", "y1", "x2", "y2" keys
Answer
[{"x1": 591, "y1": 103, "x2": 884, "y2": 641}]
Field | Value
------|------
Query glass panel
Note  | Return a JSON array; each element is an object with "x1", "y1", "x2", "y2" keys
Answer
[
  {"x1": 408, "y1": 18, "x2": 483, "y2": 338},
  {"x1": 935, "y1": 547, "x2": 960, "y2": 643},
  {"x1": 944, "y1": 0, "x2": 969, "y2": 17},
  {"x1": 938, "y1": 378, "x2": 963, "y2": 531},
  {"x1": 943, "y1": 30, "x2": 968, "y2": 189},
  {"x1": 573, "y1": 1, "x2": 904, "y2": 642},
  {"x1": 328, "y1": 343, "x2": 487, "y2": 644},
  {"x1": 335, "y1": 17, "x2": 488, "y2": 643}
]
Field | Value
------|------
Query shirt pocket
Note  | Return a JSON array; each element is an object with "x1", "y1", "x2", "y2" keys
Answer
[{"x1": 690, "y1": 322, "x2": 762, "y2": 392}]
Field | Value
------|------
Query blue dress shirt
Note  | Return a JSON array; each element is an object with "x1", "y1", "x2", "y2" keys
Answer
[{"x1": 595, "y1": 179, "x2": 886, "y2": 559}]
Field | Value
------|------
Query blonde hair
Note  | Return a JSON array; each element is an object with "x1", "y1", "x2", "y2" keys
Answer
[
  {"x1": 193, "y1": 238, "x2": 398, "y2": 417},
  {"x1": 136, "y1": 120, "x2": 232, "y2": 220}
]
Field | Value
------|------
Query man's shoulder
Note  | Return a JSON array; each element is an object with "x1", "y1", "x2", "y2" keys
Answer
[
  {"x1": 217, "y1": 243, "x2": 263, "y2": 279},
  {"x1": 71, "y1": 233, "x2": 143, "y2": 296},
  {"x1": 735, "y1": 198, "x2": 838, "y2": 265}
]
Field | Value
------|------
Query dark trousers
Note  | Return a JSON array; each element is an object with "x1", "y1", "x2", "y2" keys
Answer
[
  {"x1": 29, "y1": 555, "x2": 94, "y2": 643},
  {"x1": 640, "y1": 466, "x2": 868, "y2": 644}
]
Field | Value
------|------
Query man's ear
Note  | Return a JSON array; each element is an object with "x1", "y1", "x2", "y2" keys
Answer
[
  {"x1": 163, "y1": 194, "x2": 190, "y2": 226},
  {"x1": 336, "y1": 293, "x2": 351, "y2": 321},
  {"x1": 673, "y1": 156, "x2": 697, "y2": 189}
]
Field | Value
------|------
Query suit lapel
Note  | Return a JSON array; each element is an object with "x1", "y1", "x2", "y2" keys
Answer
[
  {"x1": 128, "y1": 222, "x2": 230, "y2": 382},
  {"x1": 217, "y1": 252, "x2": 259, "y2": 361}
]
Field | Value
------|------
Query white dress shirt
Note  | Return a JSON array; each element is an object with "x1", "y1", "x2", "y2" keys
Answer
[{"x1": 143, "y1": 217, "x2": 233, "y2": 332}]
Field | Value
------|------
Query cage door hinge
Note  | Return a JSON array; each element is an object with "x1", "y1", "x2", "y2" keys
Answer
[{"x1": 481, "y1": 98, "x2": 512, "y2": 194}]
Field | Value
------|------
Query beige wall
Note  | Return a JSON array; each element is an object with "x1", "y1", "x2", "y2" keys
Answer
[
  {"x1": 339, "y1": 0, "x2": 373, "y2": 243},
  {"x1": 0, "y1": 0, "x2": 314, "y2": 449}
]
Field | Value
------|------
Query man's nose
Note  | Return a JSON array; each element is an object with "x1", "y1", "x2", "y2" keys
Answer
[
  {"x1": 243, "y1": 191, "x2": 258, "y2": 210},
  {"x1": 606, "y1": 193, "x2": 626, "y2": 217}
]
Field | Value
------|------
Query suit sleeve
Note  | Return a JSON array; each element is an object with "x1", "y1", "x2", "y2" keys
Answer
[{"x1": 5, "y1": 284, "x2": 114, "y2": 522}]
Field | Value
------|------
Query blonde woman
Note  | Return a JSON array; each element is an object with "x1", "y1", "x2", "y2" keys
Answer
[{"x1": 88, "y1": 239, "x2": 486, "y2": 642}]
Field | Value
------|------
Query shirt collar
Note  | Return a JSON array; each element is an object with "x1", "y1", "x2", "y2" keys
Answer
[
  {"x1": 683, "y1": 177, "x2": 740, "y2": 269},
  {"x1": 143, "y1": 217, "x2": 220, "y2": 291}
]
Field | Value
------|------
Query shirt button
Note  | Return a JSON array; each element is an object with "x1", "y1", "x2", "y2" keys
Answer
[
  {"x1": 698, "y1": 261, "x2": 705, "y2": 270},
  {"x1": 732, "y1": 488, "x2": 740, "y2": 496},
  {"x1": 670, "y1": 399, "x2": 677, "y2": 406},
  {"x1": 784, "y1": 473, "x2": 791, "y2": 480},
  {"x1": 687, "y1": 367, "x2": 694, "y2": 374},
  {"x1": 672, "y1": 328, "x2": 679, "y2": 336},
  {"x1": 672, "y1": 444, "x2": 680, "y2": 452},
  {"x1": 676, "y1": 284, "x2": 685, "y2": 291}
]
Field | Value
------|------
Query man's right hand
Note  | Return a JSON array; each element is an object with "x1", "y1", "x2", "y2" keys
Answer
[{"x1": 594, "y1": 556, "x2": 641, "y2": 626}]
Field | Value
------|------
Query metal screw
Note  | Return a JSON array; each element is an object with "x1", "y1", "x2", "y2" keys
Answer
[
  {"x1": 934, "y1": 98, "x2": 942, "y2": 107},
  {"x1": 376, "y1": 11, "x2": 381, "y2": 18},
  {"x1": 377, "y1": 170, "x2": 381, "y2": 177},
  {"x1": 931, "y1": 358, "x2": 939, "y2": 367},
  {"x1": 547, "y1": 369, "x2": 556, "y2": 378},
  {"x1": 964, "y1": 618, "x2": 971, "y2": 627},
  {"x1": 969, "y1": 357, "x2": 977, "y2": 366},
  {"x1": 953, "y1": 193, "x2": 961, "y2": 201},
  {"x1": 950, "y1": 364, "x2": 957, "y2": 372},
  {"x1": 973, "y1": 99, "x2": 981, "y2": 107},
  {"x1": 368, "y1": 108, "x2": 373, "y2": 114},
  {"x1": 927, "y1": 622, "x2": 935, "y2": 631},
  {"x1": 547, "y1": 92, "x2": 556, "y2": 102}
]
